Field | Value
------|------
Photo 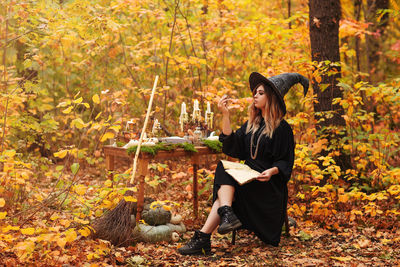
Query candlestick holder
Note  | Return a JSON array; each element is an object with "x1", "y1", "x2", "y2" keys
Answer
[
  {"x1": 179, "y1": 113, "x2": 189, "y2": 132},
  {"x1": 205, "y1": 111, "x2": 214, "y2": 129},
  {"x1": 151, "y1": 119, "x2": 162, "y2": 137},
  {"x1": 192, "y1": 109, "x2": 201, "y2": 124},
  {"x1": 124, "y1": 119, "x2": 136, "y2": 140}
]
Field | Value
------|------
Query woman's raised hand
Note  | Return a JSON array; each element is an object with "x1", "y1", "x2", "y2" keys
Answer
[{"x1": 218, "y1": 95, "x2": 231, "y2": 115}]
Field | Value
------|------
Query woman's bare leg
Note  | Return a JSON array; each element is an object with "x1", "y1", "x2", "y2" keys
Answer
[
  {"x1": 200, "y1": 185, "x2": 235, "y2": 233},
  {"x1": 218, "y1": 185, "x2": 235, "y2": 207},
  {"x1": 200, "y1": 199, "x2": 220, "y2": 234}
]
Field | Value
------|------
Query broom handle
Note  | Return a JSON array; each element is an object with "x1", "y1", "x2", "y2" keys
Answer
[{"x1": 129, "y1": 75, "x2": 159, "y2": 184}]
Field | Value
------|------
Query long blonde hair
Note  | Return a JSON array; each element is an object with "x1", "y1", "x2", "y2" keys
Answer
[{"x1": 246, "y1": 84, "x2": 284, "y2": 138}]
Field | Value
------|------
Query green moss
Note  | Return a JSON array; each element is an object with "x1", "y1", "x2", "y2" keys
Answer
[
  {"x1": 126, "y1": 142, "x2": 198, "y2": 155},
  {"x1": 202, "y1": 139, "x2": 222, "y2": 152},
  {"x1": 116, "y1": 141, "x2": 126, "y2": 147},
  {"x1": 176, "y1": 142, "x2": 197, "y2": 152}
]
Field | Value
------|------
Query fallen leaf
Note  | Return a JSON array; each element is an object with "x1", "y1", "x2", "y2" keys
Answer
[{"x1": 20, "y1": 228, "x2": 35, "y2": 235}]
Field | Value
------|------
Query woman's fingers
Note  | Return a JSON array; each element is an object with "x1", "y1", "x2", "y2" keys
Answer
[
  {"x1": 218, "y1": 96, "x2": 230, "y2": 112},
  {"x1": 257, "y1": 171, "x2": 272, "y2": 182}
]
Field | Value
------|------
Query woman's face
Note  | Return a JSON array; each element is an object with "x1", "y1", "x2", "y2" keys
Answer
[{"x1": 253, "y1": 84, "x2": 267, "y2": 110}]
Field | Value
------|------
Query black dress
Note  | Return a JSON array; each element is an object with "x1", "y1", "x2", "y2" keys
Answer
[{"x1": 213, "y1": 118, "x2": 295, "y2": 246}]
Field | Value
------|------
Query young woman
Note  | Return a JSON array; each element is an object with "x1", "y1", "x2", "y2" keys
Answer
[{"x1": 178, "y1": 72, "x2": 309, "y2": 255}]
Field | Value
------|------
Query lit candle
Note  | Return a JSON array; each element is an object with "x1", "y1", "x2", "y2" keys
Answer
[
  {"x1": 192, "y1": 100, "x2": 200, "y2": 122},
  {"x1": 180, "y1": 102, "x2": 187, "y2": 132},
  {"x1": 181, "y1": 102, "x2": 186, "y2": 115},
  {"x1": 206, "y1": 101, "x2": 211, "y2": 113}
]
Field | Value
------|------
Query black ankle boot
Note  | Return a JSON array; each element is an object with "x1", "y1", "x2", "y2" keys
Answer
[
  {"x1": 178, "y1": 230, "x2": 211, "y2": 255},
  {"x1": 217, "y1": 205, "x2": 242, "y2": 235}
]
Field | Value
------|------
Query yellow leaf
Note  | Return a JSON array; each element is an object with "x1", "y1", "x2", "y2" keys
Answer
[
  {"x1": 100, "y1": 132, "x2": 115, "y2": 142},
  {"x1": 124, "y1": 196, "x2": 137, "y2": 202},
  {"x1": 62, "y1": 106, "x2": 73, "y2": 114},
  {"x1": 104, "y1": 179, "x2": 112, "y2": 187},
  {"x1": 157, "y1": 165, "x2": 164, "y2": 172},
  {"x1": 37, "y1": 233, "x2": 55, "y2": 242},
  {"x1": 162, "y1": 205, "x2": 172, "y2": 211},
  {"x1": 331, "y1": 256, "x2": 353, "y2": 262},
  {"x1": 74, "y1": 184, "x2": 86, "y2": 196},
  {"x1": 165, "y1": 51, "x2": 172, "y2": 58},
  {"x1": 74, "y1": 217, "x2": 89, "y2": 224},
  {"x1": 4, "y1": 149, "x2": 16, "y2": 158},
  {"x1": 72, "y1": 118, "x2": 85, "y2": 129},
  {"x1": 20, "y1": 228, "x2": 35, "y2": 235},
  {"x1": 2, "y1": 225, "x2": 20, "y2": 233},
  {"x1": 73, "y1": 97, "x2": 83, "y2": 104},
  {"x1": 14, "y1": 241, "x2": 35, "y2": 261},
  {"x1": 109, "y1": 125, "x2": 121, "y2": 132},
  {"x1": 56, "y1": 237, "x2": 67, "y2": 249},
  {"x1": 0, "y1": 212, "x2": 7, "y2": 219},
  {"x1": 95, "y1": 112, "x2": 102, "y2": 120},
  {"x1": 82, "y1": 103, "x2": 90, "y2": 108},
  {"x1": 0, "y1": 198, "x2": 5, "y2": 207},
  {"x1": 87, "y1": 252, "x2": 100, "y2": 260},
  {"x1": 338, "y1": 194, "x2": 349, "y2": 203},
  {"x1": 65, "y1": 228, "x2": 77, "y2": 243},
  {"x1": 78, "y1": 227, "x2": 91, "y2": 237},
  {"x1": 50, "y1": 214, "x2": 60, "y2": 221},
  {"x1": 60, "y1": 219, "x2": 71, "y2": 227},
  {"x1": 148, "y1": 180, "x2": 159, "y2": 188},
  {"x1": 54, "y1": 150, "x2": 68, "y2": 159},
  {"x1": 92, "y1": 94, "x2": 100, "y2": 104}
]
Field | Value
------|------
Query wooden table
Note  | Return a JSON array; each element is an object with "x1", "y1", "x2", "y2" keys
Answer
[{"x1": 103, "y1": 145, "x2": 221, "y2": 223}]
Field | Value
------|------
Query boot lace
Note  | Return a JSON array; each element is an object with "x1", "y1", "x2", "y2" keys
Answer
[
  {"x1": 219, "y1": 206, "x2": 235, "y2": 223},
  {"x1": 186, "y1": 231, "x2": 202, "y2": 248}
]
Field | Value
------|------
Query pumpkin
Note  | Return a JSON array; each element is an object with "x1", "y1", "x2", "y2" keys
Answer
[
  {"x1": 170, "y1": 214, "x2": 183, "y2": 225},
  {"x1": 166, "y1": 223, "x2": 186, "y2": 233},
  {"x1": 131, "y1": 197, "x2": 155, "y2": 215},
  {"x1": 171, "y1": 232, "x2": 180, "y2": 242},
  {"x1": 142, "y1": 207, "x2": 171, "y2": 226},
  {"x1": 133, "y1": 224, "x2": 172, "y2": 243}
]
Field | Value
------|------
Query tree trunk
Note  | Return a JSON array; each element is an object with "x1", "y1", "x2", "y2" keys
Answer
[
  {"x1": 365, "y1": 0, "x2": 389, "y2": 84},
  {"x1": 288, "y1": 0, "x2": 292, "y2": 29},
  {"x1": 309, "y1": 0, "x2": 351, "y2": 175},
  {"x1": 354, "y1": 0, "x2": 369, "y2": 110},
  {"x1": 354, "y1": 0, "x2": 362, "y2": 77}
]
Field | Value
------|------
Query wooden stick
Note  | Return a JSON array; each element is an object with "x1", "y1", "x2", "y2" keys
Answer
[{"x1": 129, "y1": 75, "x2": 159, "y2": 184}]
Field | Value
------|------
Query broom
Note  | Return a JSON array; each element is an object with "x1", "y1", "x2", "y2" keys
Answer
[{"x1": 92, "y1": 75, "x2": 159, "y2": 246}]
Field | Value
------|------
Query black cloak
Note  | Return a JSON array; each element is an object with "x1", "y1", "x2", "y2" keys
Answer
[{"x1": 213, "y1": 118, "x2": 295, "y2": 246}]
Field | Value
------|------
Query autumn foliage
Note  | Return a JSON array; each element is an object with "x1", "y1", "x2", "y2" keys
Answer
[{"x1": 0, "y1": 0, "x2": 399, "y2": 265}]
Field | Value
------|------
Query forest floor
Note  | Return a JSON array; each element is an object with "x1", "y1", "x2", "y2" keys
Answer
[
  {"x1": 95, "y1": 157, "x2": 399, "y2": 266},
  {"x1": 2, "y1": 157, "x2": 399, "y2": 266}
]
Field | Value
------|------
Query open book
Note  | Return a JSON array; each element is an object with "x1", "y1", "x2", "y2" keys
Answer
[{"x1": 221, "y1": 160, "x2": 261, "y2": 185}]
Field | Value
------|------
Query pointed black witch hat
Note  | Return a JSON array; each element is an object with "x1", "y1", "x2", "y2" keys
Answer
[{"x1": 249, "y1": 72, "x2": 309, "y2": 115}]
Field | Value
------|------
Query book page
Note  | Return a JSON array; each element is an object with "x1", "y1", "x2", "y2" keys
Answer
[{"x1": 221, "y1": 160, "x2": 261, "y2": 185}]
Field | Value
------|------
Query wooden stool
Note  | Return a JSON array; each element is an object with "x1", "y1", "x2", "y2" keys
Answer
[{"x1": 231, "y1": 209, "x2": 290, "y2": 245}]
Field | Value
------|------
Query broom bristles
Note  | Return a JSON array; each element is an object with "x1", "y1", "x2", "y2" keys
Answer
[{"x1": 92, "y1": 198, "x2": 135, "y2": 247}]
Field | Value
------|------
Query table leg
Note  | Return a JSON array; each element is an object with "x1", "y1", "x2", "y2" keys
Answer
[
  {"x1": 136, "y1": 158, "x2": 149, "y2": 224},
  {"x1": 192, "y1": 155, "x2": 200, "y2": 219},
  {"x1": 106, "y1": 154, "x2": 115, "y2": 171}
]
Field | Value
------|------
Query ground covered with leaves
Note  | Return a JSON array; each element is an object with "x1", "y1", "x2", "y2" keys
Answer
[{"x1": 1, "y1": 158, "x2": 399, "y2": 266}]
